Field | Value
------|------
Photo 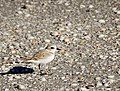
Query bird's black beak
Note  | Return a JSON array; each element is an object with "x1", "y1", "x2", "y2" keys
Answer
[
  {"x1": 45, "y1": 45, "x2": 49, "y2": 49},
  {"x1": 57, "y1": 48, "x2": 61, "y2": 50}
]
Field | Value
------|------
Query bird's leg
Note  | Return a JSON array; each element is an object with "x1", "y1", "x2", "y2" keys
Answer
[
  {"x1": 38, "y1": 64, "x2": 41, "y2": 70},
  {"x1": 38, "y1": 64, "x2": 46, "y2": 75}
]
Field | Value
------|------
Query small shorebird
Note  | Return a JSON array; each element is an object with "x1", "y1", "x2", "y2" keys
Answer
[{"x1": 21, "y1": 44, "x2": 59, "y2": 74}]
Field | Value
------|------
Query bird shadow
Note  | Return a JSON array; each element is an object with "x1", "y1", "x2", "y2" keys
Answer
[{"x1": 0, "y1": 66, "x2": 34, "y2": 76}]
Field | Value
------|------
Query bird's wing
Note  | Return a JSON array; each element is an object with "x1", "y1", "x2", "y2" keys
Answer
[{"x1": 30, "y1": 50, "x2": 50, "y2": 60}]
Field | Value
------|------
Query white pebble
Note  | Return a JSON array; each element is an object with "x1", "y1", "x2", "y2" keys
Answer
[
  {"x1": 89, "y1": 5, "x2": 94, "y2": 8},
  {"x1": 71, "y1": 83, "x2": 78, "y2": 86},
  {"x1": 19, "y1": 84, "x2": 26, "y2": 89},
  {"x1": 53, "y1": 31, "x2": 59, "y2": 36},
  {"x1": 80, "y1": 5, "x2": 85, "y2": 8},
  {"x1": 51, "y1": 67, "x2": 57, "y2": 70},
  {"x1": 64, "y1": 38, "x2": 70, "y2": 43},
  {"x1": 25, "y1": 13, "x2": 30, "y2": 17},
  {"x1": 5, "y1": 88, "x2": 9, "y2": 91},
  {"x1": 17, "y1": 11, "x2": 23, "y2": 14},
  {"x1": 99, "y1": 19, "x2": 105, "y2": 23},
  {"x1": 117, "y1": 10, "x2": 120, "y2": 14},
  {"x1": 41, "y1": 77, "x2": 46, "y2": 81},
  {"x1": 115, "y1": 18, "x2": 119, "y2": 22},
  {"x1": 96, "y1": 77, "x2": 101, "y2": 81},
  {"x1": 45, "y1": 39, "x2": 50, "y2": 43},
  {"x1": 118, "y1": 69, "x2": 120, "y2": 74},
  {"x1": 11, "y1": 50, "x2": 16, "y2": 54},
  {"x1": 112, "y1": 7, "x2": 117, "y2": 12},
  {"x1": 81, "y1": 87, "x2": 89, "y2": 91},
  {"x1": 96, "y1": 81, "x2": 102, "y2": 87},
  {"x1": 108, "y1": 75, "x2": 114, "y2": 79},
  {"x1": 15, "y1": 75, "x2": 21, "y2": 79},
  {"x1": 99, "y1": 34, "x2": 105, "y2": 38},
  {"x1": 77, "y1": 27, "x2": 82, "y2": 31},
  {"x1": 4, "y1": 57, "x2": 9, "y2": 61},
  {"x1": 117, "y1": 25, "x2": 120, "y2": 29},
  {"x1": 61, "y1": 76, "x2": 65, "y2": 80}
]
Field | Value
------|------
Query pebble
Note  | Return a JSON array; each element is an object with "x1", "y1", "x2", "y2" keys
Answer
[
  {"x1": 108, "y1": 75, "x2": 114, "y2": 79},
  {"x1": 112, "y1": 7, "x2": 117, "y2": 12},
  {"x1": 25, "y1": 13, "x2": 31, "y2": 17},
  {"x1": 5, "y1": 88, "x2": 9, "y2": 91},
  {"x1": 99, "y1": 19, "x2": 106, "y2": 24},
  {"x1": 17, "y1": 11, "x2": 23, "y2": 14},
  {"x1": 71, "y1": 83, "x2": 78, "y2": 86},
  {"x1": 41, "y1": 77, "x2": 46, "y2": 81},
  {"x1": 96, "y1": 81, "x2": 102, "y2": 87},
  {"x1": 4, "y1": 57, "x2": 9, "y2": 61},
  {"x1": 118, "y1": 69, "x2": 120, "y2": 74},
  {"x1": 81, "y1": 87, "x2": 89, "y2": 91},
  {"x1": 89, "y1": 5, "x2": 94, "y2": 8},
  {"x1": 99, "y1": 34, "x2": 106, "y2": 38},
  {"x1": 96, "y1": 77, "x2": 101, "y2": 81},
  {"x1": 52, "y1": 31, "x2": 59, "y2": 36},
  {"x1": 117, "y1": 10, "x2": 120, "y2": 14},
  {"x1": 64, "y1": 38, "x2": 70, "y2": 43},
  {"x1": 19, "y1": 84, "x2": 26, "y2": 90},
  {"x1": 45, "y1": 39, "x2": 50, "y2": 43},
  {"x1": 80, "y1": 5, "x2": 85, "y2": 8},
  {"x1": 61, "y1": 76, "x2": 65, "y2": 80},
  {"x1": 51, "y1": 67, "x2": 57, "y2": 70},
  {"x1": 117, "y1": 25, "x2": 120, "y2": 29}
]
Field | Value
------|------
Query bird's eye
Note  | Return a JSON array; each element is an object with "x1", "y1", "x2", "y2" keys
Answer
[{"x1": 51, "y1": 47, "x2": 54, "y2": 49}]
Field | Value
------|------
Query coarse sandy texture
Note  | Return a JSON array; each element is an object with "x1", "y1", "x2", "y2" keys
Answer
[{"x1": 0, "y1": 0, "x2": 120, "y2": 91}]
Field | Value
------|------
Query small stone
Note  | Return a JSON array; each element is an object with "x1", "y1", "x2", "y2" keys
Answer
[
  {"x1": 59, "y1": 27, "x2": 64, "y2": 31},
  {"x1": 95, "y1": 10, "x2": 99, "y2": 13},
  {"x1": 96, "y1": 77, "x2": 101, "y2": 81},
  {"x1": 11, "y1": 50, "x2": 16, "y2": 54},
  {"x1": 117, "y1": 10, "x2": 120, "y2": 14},
  {"x1": 117, "y1": 25, "x2": 120, "y2": 29},
  {"x1": 108, "y1": 75, "x2": 114, "y2": 79},
  {"x1": 81, "y1": 87, "x2": 89, "y2": 91},
  {"x1": 17, "y1": 11, "x2": 23, "y2": 14},
  {"x1": 115, "y1": 18, "x2": 119, "y2": 22},
  {"x1": 89, "y1": 5, "x2": 94, "y2": 8},
  {"x1": 65, "y1": 2, "x2": 70, "y2": 6},
  {"x1": 99, "y1": 19, "x2": 105, "y2": 23},
  {"x1": 99, "y1": 34, "x2": 106, "y2": 38},
  {"x1": 45, "y1": 39, "x2": 50, "y2": 43},
  {"x1": 41, "y1": 77, "x2": 46, "y2": 81},
  {"x1": 51, "y1": 67, "x2": 57, "y2": 70},
  {"x1": 5, "y1": 88, "x2": 9, "y2": 91},
  {"x1": 81, "y1": 65, "x2": 85, "y2": 70},
  {"x1": 52, "y1": 31, "x2": 59, "y2": 36},
  {"x1": 112, "y1": 7, "x2": 117, "y2": 12},
  {"x1": 64, "y1": 38, "x2": 70, "y2": 43},
  {"x1": 80, "y1": 5, "x2": 85, "y2": 8},
  {"x1": 77, "y1": 27, "x2": 82, "y2": 31},
  {"x1": 9, "y1": 45, "x2": 14, "y2": 49},
  {"x1": 25, "y1": 13, "x2": 30, "y2": 17},
  {"x1": 60, "y1": 36, "x2": 64, "y2": 41},
  {"x1": 118, "y1": 69, "x2": 120, "y2": 74},
  {"x1": 15, "y1": 75, "x2": 21, "y2": 79},
  {"x1": 4, "y1": 57, "x2": 9, "y2": 61},
  {"x1": 61, "y1": 76, "x2": 65, "y2": 80},
  {"x1": 19, "y1": 84, "x2": 26, "y2": 90},
  {"x1": 96, "y1": 81, "x2": 102, "y2": 87},
  {"x1": 71, "y1": 83, "x2": 78, "y2": 86}
]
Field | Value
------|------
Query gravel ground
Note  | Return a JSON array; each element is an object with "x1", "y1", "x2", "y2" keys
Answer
[{"x1": 0, "y1": 0, "x2": 120, "y2": 91}]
